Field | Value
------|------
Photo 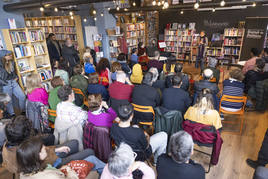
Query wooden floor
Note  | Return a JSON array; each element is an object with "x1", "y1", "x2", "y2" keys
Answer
[{"x1": 0, "y1": 64, "x2": 267, "y2": 179}]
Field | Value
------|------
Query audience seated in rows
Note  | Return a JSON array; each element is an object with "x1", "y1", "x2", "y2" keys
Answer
[
  {"x1": 110, "y1": 62, "x2": 122, "y2": 82},
  {"x1": 242, "y1": 48, "x2": 260, "y2": 74},
  {"x1": 162, "y1": 75, "x2": 191, "y2": 114},
  {"x1": 101, "y1": 143, "x2": 155, "y2": 179},
  {"x1": 48, "y1": 76, "x2": 64, "y2": 122},
  {"x1": 203, "y1": 57, "x2": 220, "y2": 84},
  {"x1": 16, "y1": 136, "x2": 105, "y2": 179},
  {"x1": 130, "y1": 64, "x2": 143, "y2": 84},
  {"x1": 110, "y1": 104, "x2": 167, "y2": 163},
  {"x1": 184, "y1": 89, "x2": 222, "y2": 130},
  {"x1": 54, "y1": 57, "x2": 70, "y2": 85},
  {"x1": 87, "y1": 94, "x2": 117, "y2": 128},
  {"x1": 26, "y1": 73, "x2": 49, "y2": 106},
  {"x1": 221, "y1": 68, "x2": 245, "y2": 112},
  {"x1": 132, "y1": 72, "x2": 161, "y2": 108},
  {"x1": 109, "y1": 71, "x2": 134, "y2": 103},
  {"x1": 157, "y1": 131, "x2": 205, "y2": 179},
  {"x1": 88, "y1": 72, "x2": 109, "y2": 101},
  {"x1": 117, "y1": 53, "x2": 131, "y2": 75},
  {"x1": 83, "y1": 51, "x2": 96, "y2": 75},
  {"x1": 148, "y1": 51, "x2": 163, "y2": 74},
  {"x1": 130, "y1": 48, "x2": 139, "y2": 68},
  {"x1": 244, "y1": 58, "x2": 268, "y2": 97},
  {"x1": 96, "y1": 58, "x2": 111, "y2": 87},
  {"x1": 54, "y1": 85, "x2": 87, "y2": 151}
]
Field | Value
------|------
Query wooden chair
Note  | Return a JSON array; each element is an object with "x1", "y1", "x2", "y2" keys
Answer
[
  {"x1": 132, "y1": 103, "x2": 155, "y2": 134},
  {"x1": 72, "y1": 88, "x2": 88, "y2": 107},
  {"x1": 48, "y1": 109, "x2": 56, "y2": 128},
  {"x1": 199, "y1": 76, "x2": 217, "y2": 83},
  {"x1": 219, "y1": 95, "x2": 247, "y2": 135}
]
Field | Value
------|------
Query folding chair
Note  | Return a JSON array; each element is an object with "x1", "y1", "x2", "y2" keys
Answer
[
  {"x1": 219, "y1": 95, "x2": 247, "y2": 135},
  {"x1": 132, "y1": 103, "x2": 155, "y2": 134},
  {"x1": 48, "y1": 109, "x2": 56, "y2": 128},
  {"x1": 72, "y1": 88, "x2": 88, "y2": 107}
]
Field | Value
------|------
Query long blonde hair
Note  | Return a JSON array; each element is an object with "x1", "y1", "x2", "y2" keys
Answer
[
  {"x1": 26, "y1": 73, "x2": 42, "y2": 94},
  {"x1": 194, "y1": 88, "x2": 214, "y2": 117},
  {"x1": 2, "y1": 52, "x2": 14, "y2": 73}
]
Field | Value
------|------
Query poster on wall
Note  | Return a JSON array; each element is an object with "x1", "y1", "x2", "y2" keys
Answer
[
  {"x1": 0, "y1": 34, "x2": 4, "y2": 50},
  {"x1": 8, "y1": 18, "x2": 17, "y2": 29}
]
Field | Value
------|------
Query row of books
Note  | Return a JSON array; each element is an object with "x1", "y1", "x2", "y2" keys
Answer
[
  {"x1": 14, "y1": 45, "x2": 31, "y2": 58},
  {"x1": 126, "y1": 31, "x2": 137, "y2": 38},
  {"x1": 165, "y1": 29, "x2": 195, "y2": 36},
  {"x1": 165, "y1": 47, "x2": 176, "y2": 52},
  {"x1": 126, "y1": 23, "x2": 145, "y2": 31},
  {"x1": 224, "y1": 28, "x2": 244, "y2": 37},
  {"x1": 26, "y1": 18, "x2": 75, "y2": 27},
  {"x1": 166, "y1": 23, "x2": 196, "y2": 30},
  {"x1": 137, "y1": 30, "x2": 144, "y2": 37},
  {"x1": 223, "y1": 47, "x2": 240, "y2": 56},
  {"x1": 65, "y1": 27, "x2": 76, "y2": 33},
  {"x1": 10, "y1": 31, "x2": 27, "y2": 44},
  {"x1": 223, "y1": 38, "x2": 242, "y2": 46},
  {"x1": 207, "y1": 49, "x2": 222, "y2": 56},
  {"x1": 29, "y1": 30, "x2": 44, "y2": 42},
  {"x1": 126, "y1": 38, "x2": 137, "y2": 46},
  {"x1": 44, "y1": 27, "x2": 53, "y2": 33},
  {"x1": 38, "y1": 69, "x2": 52, "y2": 81},
  {"x1": 54, "y1": 34, "x2": 77, "y2": 41},
  {"x1": 109, "y1": 40, "x2": 119, "y2": 47},
  {"x1": 33, "y1": 44, "x2": 45, "y2": 56}
]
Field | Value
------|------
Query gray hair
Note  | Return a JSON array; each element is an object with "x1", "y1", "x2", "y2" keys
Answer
[
  {"x1": 116, "y1": 71, "x2": 126, "y2": 83},
  {"x1": 0, "y1": 93, "x2": 11, "y2": 103},
  {"x1": 208, "y1": 57, "x2": 218, "y2": 68},
  {"x1": 108, "y1": 143, "x2": 135, "y2": 177},
  {"x1": 149, "y1": 67, "x2": 159, "y2": 82},
  {"x1": 168, "y1": 131, "x2": 193, "y2": 163}
]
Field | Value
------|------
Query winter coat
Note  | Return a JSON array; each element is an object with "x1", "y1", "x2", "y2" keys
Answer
[
  {"x1": 255, "y1": 79, "x2": 268, "y2": 111},
  {"x1": 61, "y1": 45, "x2": 80, "y2": 68}
]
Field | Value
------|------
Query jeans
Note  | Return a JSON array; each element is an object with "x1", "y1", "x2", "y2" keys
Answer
[
  {"x1": 84, "y1": 155, "x2": 106, "y2": 174},
  {"x1": 254, "y1": 167, "x2": 268, "y2": 179},
  {"x1": 149, "y1": 131, "x2": 168, "y2": 163},
  {"x1": 195, "y1": 57, "x2": 205, "y2": 70},
  {"x1": 56, "y1": 140, "x2": 95, "y2": 166},
  {"x1": 2, "y1": 79, "x2": 25, "y2": 115}
]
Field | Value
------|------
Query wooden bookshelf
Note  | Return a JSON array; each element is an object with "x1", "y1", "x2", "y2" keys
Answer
[
  {"x1": 164, "y1": 25, "x2": 196, "y2": 61},
  {"x1": 108, "y1": 33, "x2": 123, "y2": 60},
  {"x1": 222, "y1": 28, "x2": 245, "y2": 63},
  {"x1": 2, "y1": 28, "x2": 53, "y2": 92},
  {"x1": 24, "y1": 15, "x2": 85, "y2": 55},
  {"x1": 123, "y1": 22, "x2": 146, "y2": 54},
  {"x1": 206, "y1": 47, "x2": 223, "y2": 58}
]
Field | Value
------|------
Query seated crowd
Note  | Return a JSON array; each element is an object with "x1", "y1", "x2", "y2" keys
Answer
[{"x1": 1, "y1": 45, "x2": 268, "y2": 179}]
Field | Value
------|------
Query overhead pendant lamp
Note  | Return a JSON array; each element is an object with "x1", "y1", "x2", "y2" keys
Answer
[
  {"x1": 194, "y1": 1, "x2": 199, "y2": 9},
  {"x1": 40, "y1": 6, "x2": 44, "y2": 12},
  {"x1": 220, "y1": 0, "x2": 225, "y2": 7},
  {"x1": 180, "y1": 10, "x2": 184, "y2": 14},
  {"x1": 252, "y1": 2, "x2": 256, "y2": 7},
  {"x1": 54, "y1": 7, "x2": 58, "y2": 12},
  {"x1": 152, "y1": 0, "x2": 156, "y2": 6},
  {"x1": 163, "y1": 0, "x2": 169, "y2": 9}
]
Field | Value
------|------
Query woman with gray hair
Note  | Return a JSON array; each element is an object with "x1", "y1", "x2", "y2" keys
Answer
[
  {"x1": 149, "y1": 67, "x2": 166, "y2": 92},
  {"x1": 101, "y1": 143, "x2": 155, "y2": 179},
  {"x1": 157, "y1": 131, "x2": 205, "y2": 179}
]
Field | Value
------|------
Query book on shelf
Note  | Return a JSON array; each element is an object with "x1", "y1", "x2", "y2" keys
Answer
[
  {"x1": 29, "y1": 30, "x2": 44, "y2": 41},
  {"x1": 224, "y1": 28, "x2": 244, "y2": 37},
  {"x1": 54, "y1": 27, "x2": 64, "y2": 33},
  {"x1": 17, "y1": 59, "x2": 31, "y2": 72},
  {"x1": 8, "y1": 18, "x2": 17, "y2": 29},
  {"x1": 33, "y1": 43, "x2": 45, "y2": 55},
  {"x1": 48, "y1": 19, "x2": 53, "y2": 26},
  {"x1": 109, "y1": 40, "x2": 119, "y2": 47},
  {"x1": 53, "y1": 19, "x2": 63, "y2": 26},
  {"x1": 223, "y1": 38, "x2": 242, "y2": 46},
  {"x1": 38, "y1": 69, "x2": 52, "y2": 81},
  {"x1": 65, "y1": 27, "x2": 76, "y2": 33},
  {"x1": 25, "y1": 20, "x2": 32, "y2": 27},
  {"x1": 14, "y1": 45, "x2": 31, "y2": 58},
  {"x1": 9, "y1": 31, "x2": 27, "y2": 44}
]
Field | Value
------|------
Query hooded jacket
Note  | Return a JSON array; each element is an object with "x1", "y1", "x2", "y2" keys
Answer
[
  {"x1": 130, "y1": 64, "x2": 143, "y2": 84},
  {"x1": 0, "y1": 58, "x2": 17, "y2": 86}
]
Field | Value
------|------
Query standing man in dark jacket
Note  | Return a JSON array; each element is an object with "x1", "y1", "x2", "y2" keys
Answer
[
  {"x1": 62, "y1": 38, "x2": 80, "y2": 76},
  {"x1": 47, "y1": 33, "x2": 61, "y2": 66}
]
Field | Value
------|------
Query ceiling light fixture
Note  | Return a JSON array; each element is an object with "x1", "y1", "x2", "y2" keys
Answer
[
  {"x1": 40, "y1": 6, "x2": 44, "y2": 12},
  {"x1": 242, "y1": 0, "x2": 246, "y2": 1},
  {"x1": 158, "y1": 1, "x2": 161, "y2": 6},
  {"x1": 212, "y1": 8, "x2": 215, "y2": 12},
  {"x1": 83, "y1": 18, "x2": 87, "y2": 22},
  {"x1": 252, "y1": 2, "x2": 256, "y2": 7},
  {"x1": 116, "y1": 6, "x2": 120, "y2": 11},
  {"x1": 162, "y1": 0, "x2": 165, "y2": 5},
  {"x1": 71, "y1": 16, "x2": 74, "y2": 20},
  {"x1": 94, "y1": 17, "x2": 97, "y2": 21},
  {"x1": 180, "y1": 10, "x2": 184, "y2": 14},
  {"x1": 124, "y1": 8, "x2": 128, "y2": 11},
  {"x1": 54, "y1": 7, "x2": 58, "y2": 12},
  {"x1": 194, "y1": 2, "x2": 199, "y2": 9},
  {"x1": 101, "y1": 12, "x2": 104, "y2": 16},
  {"x1": 108, "y1": 7, "x2": 111, "y2": 11},
  {"x1": 220, "y1": 0, "x2": 226, "y2": 7},
  {"x1": 152, "y1": 0, "x2": 156, "y2": 6},
  {"x1": 93, "y1": 10, "x2": 96, "y2": 15},
  {"x1": 163, "y1": 1, "x2": 169, "y2": 9},
  {"x1": 133, "y1": 2, "x2": 136, "y2": 6},
  {"x1": 69, "y1": 11, "x2": 73, "y2": 16}
]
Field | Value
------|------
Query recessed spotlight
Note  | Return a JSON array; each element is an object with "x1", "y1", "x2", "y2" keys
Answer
[
  {"x1": 220, "y1": 0, "x2": 225, "y2": 7},
  {"x1": 194, "y1": 2, "x2": 199, "y2": 9}
]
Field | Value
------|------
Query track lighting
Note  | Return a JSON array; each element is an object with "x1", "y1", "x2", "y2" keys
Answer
[
  {"x1": 194, "y1": 2, "x2": 199, "y2": 9},
  {"x1": 220, "y1": 0, "x2": 225, "y2": 7},
  {"x1": 152, "y1": 0, "x2": 156, "y2": 6},
  {"x1": 54, "y1": 7, "x2": 58, "y2": 12},
  {"x1": 40, "y1": 6, "x2": 44, "y2": 12}
]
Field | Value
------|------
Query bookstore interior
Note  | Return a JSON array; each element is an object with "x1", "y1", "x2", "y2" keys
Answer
[{"x1": 1, "y1": 0, "x2": 268, "y2": 179}]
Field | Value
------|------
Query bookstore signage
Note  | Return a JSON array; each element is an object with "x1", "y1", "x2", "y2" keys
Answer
[{"x1": 246, "y1": 29, "x2": 264, "y2": 39}]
